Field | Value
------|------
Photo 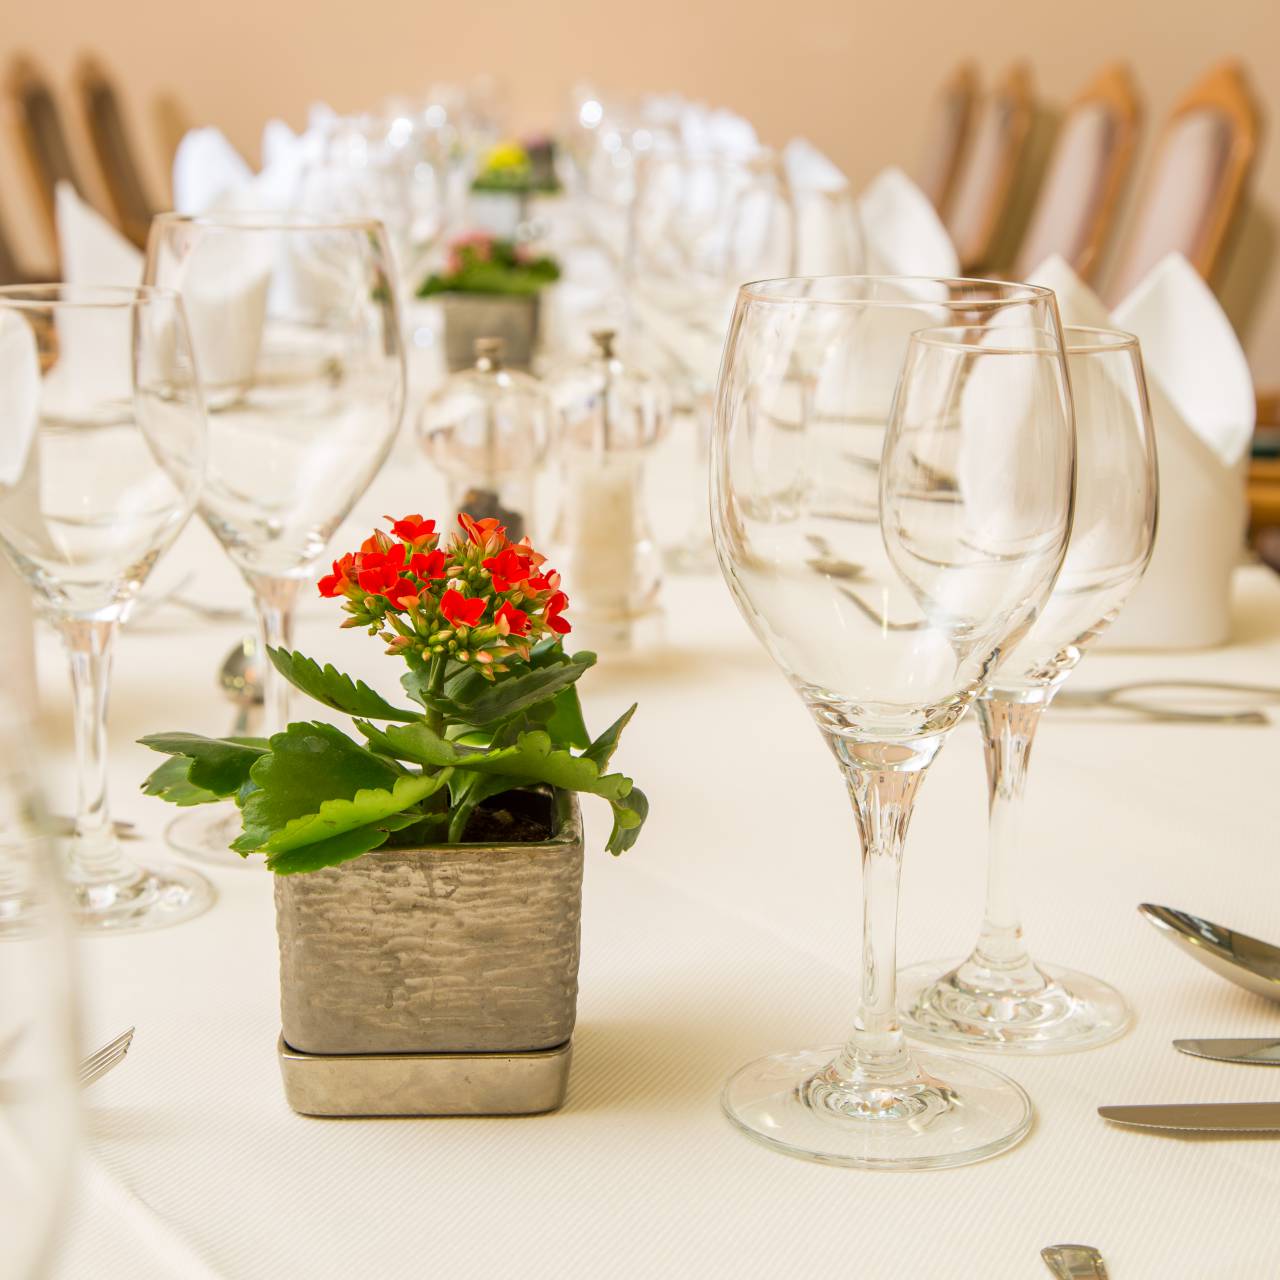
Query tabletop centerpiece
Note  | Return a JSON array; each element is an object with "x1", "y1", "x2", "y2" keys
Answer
[
  {"x1": 139, "y1": 513, "x2": 646, "y2": 1116},
  {"x1": 420, "y1": 231, "x2": 560, "y2": 371}
]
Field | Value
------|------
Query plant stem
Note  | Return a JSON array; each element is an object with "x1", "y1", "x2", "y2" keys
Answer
[{"x1": 425, "y1": 654, "x2": 447, "y2": 738}]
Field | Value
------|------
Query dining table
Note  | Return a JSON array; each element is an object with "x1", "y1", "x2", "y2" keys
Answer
[{"x1": 41, "y1": 390, "x2": 1280, "y2": 1279}]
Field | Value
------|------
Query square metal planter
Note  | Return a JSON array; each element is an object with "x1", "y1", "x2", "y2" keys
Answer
[
  {"x1": 275, "y1": 791, "x2": 582, "y2": 1116},
  {"x1": 442, "y1": 292, "x2": 540, "y2": 372}
]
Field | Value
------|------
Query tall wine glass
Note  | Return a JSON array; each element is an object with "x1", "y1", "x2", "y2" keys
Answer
[
  {"x1": 145, "y1": 214, "x2": 405, "y2": 864},
  {"x1": 899, "y1": 326, "x2": 1157, "y2": 1052},
  {"x1": 0, "y1": 285, "x2": 211, "y2": 930},
  {"x1": 0, "y1": 701, "x2": 78, "y2": 1276},
  {"x1": 712, "y1": 279, "x2": 1075, "y2": 1169}
]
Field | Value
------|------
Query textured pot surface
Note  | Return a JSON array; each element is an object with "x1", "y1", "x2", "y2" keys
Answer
[
  {"x1": 275, "y1": 792, "x2": 583, "y2": 1056},
  {"x1": 442, "y1": 293, "x2": 540, "y2": 371}
]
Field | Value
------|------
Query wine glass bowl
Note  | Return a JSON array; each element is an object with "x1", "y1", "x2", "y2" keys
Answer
[{"x1": 712, "y1": 277, "x2": 1075, "y2": 1168}]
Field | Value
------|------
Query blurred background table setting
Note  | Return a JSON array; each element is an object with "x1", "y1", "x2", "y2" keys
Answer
[{"x1": 0, "y1": 11, "x2": 1279, "y2": 1277}]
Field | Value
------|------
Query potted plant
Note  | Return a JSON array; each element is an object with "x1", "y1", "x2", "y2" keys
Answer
[
  {"x1": 419, "y1": 232, "x2": 560, "y2": 371},
  {"x1": 139, "y1": 513, "x2": 646, "y2": 1117}
]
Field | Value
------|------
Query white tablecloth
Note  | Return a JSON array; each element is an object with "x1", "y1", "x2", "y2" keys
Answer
[{"x1": 41, "y1": 434, "x2": 1280, "y2": 1279}]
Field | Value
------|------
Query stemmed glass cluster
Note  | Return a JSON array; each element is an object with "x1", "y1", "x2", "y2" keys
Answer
[{"x1": 712, "y1": 278, "x2": 1077, "y2": 1168}]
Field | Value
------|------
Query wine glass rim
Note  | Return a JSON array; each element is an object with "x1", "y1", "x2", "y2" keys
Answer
[
  {"x1": 907, "y1": 323, "x2": 1066, "y2": 356},
  {"x1": 1063, "y1": 324, "x2": 1140, "y2": 354},
  {"x1": 736, "y1": 275, "x2": 1056, "y2": 307},
  {"x1": 0, "y1": 282, "x2": 181, "y2": 310},
  {"x1": 150, "y1": 210, "x2": 389, "y2": 234}
]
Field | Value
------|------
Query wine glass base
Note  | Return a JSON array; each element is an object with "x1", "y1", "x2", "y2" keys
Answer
[
  {"x1": 166, "y1": 806, "x2": 254, "y2": 870},
  {"x1": 70, "y1": 861, "x2": 215, "y2": 933},
  {"x1": 721, "y1": 1045, "x2": 1032, "y2": 1170},
  {"x1": 897, "y1": 958, "x2": 1133, "y2": 1054}
]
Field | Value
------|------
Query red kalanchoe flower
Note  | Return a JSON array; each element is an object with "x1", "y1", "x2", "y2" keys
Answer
[
  {"x1": 388, "y1": 514, "x2": 437, "y2": 547},
  {"x1": 526, "y1": 569, "x2": 560, "y2": 594},
  {"x1": 384, "y1": 578, "x2": 424, "y2": 610},
  {"x1": 495, "y1": 600, "x2": 530, "y2": 637},
  {"x1": 439, "y1": 588, "x2": 487, "y2": 628},
  {"x1": 356, "y1": 543, "x2": 408, "y2": 595},
  {"x1": 458, "y1": 513, "x2": 507, "y2": 547},
  {"x1": 317, "y1": 553, "x2": 357, "y2": 598},
  {"x1": 543, "y1": 591, "x2": 571, "y2": 635},
  {"x1": 483, "y1": 546, "x2": 536, "y2": 592},
  {"x1": 360, "y1": 530, "x2": 395, "y2": 557},
  {"x1": 409, "y1": 549, "x2": 447, "y2": 580}
]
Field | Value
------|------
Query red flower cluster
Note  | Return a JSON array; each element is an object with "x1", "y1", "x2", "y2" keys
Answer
[{"x1": 317, "y1": 513, "x2": 571, "y2": 674}]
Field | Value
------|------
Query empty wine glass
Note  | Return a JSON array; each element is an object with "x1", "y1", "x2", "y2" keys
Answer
[
  {"x1": 0, "y1": 285, "x2": 210, "y2": 929},
  {"x1": 0, "y1": 700, "x2": 78, "y2": 1276},
  {"x1": 712, "y1": 279, "x2": 1075, "y2": 1169},
  {"x1": 899, "y1": 326, "x2": 1157, "y2": 1052},
  {"x1": 145, "y1": 214, "x2": 405, "y2": 865}
]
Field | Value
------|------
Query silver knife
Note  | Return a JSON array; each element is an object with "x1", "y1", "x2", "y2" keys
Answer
[
  {"x1": 1098, "y1": 1102, "x2": 1280, "y2": 1132},
  {"x1": 1174, "y1": 1038, "x2": 1280, "y2": 1065}
]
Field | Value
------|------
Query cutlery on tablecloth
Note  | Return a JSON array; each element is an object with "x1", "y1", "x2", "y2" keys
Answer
[
  {"x1": 1098, "y1": 1102, "x2": 1280, "y2": 1133},
  {"x1": 79, "y1": 1027, "x2": 134, "y2": 1088},
  {"x1": 219, "y1": 637, "x2": 265, "y2": 736},
  {"x1": 1139, "y1": 905, "x2": 1280, "y2": 1003},
  {"x1": 1173, "y1": 1038, "x2": 1280, "y2": 1065},
  {"x1": 1041, "y1": 1243, "x2": 1109, "y2": 1279},
  {"x1": 1054, "y1": 681, "x2": 1271, "y2": 724}
]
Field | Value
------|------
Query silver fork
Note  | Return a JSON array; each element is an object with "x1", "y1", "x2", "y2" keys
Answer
[
  {"x1": 1042, "y1": 1244, "x2": 1109, "y2": 1279},
  {"x1": 79, "y1": 1028, "x2": 134, "y2": 1088}
]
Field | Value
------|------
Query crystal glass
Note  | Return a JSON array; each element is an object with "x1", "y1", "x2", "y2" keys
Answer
[
  {"x1": 418, "y1": 337, "x2": 550, "y2": 543},
  {"x1": 712, "y1": 279, "x2": 1075, "y2": 1169},
  {"x1": 0, "y1": 285, "x2": 211, "y2": 930},
  {"x1": 899, "y1": 326, "x2": 1158, "y2": 1052},
  {"x1": 0, "y1": 706, "x2": 78, "y2": 1276},
  {"x1": 145, "y1": 214, "x2": 405, "y2": 864},
  {"x1": 547, "y1": 330, "x2": 670, "y2": 649}
]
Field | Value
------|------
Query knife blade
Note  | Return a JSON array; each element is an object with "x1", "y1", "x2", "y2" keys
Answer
[
  {"x1": 1174, "y1": 1038, "x2": 1280, "y2": 1065},
  {"x1": 1098, "y1": 1102, "x2": 1280, "y2": 1132}
]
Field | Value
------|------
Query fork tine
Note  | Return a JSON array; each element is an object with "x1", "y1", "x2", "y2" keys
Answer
[
  {"x1": 78, "y1": 1028, "x2": 134, "y2": 1072},
  {"x1": 77, "y1": 1028, "x2": 134, "y2": 1086},
  {"x1": 79, "y1": 1044, "x2": 131, "y2": 1087}
]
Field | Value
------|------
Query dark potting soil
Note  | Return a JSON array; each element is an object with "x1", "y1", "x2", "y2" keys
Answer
[{"x1": 459, "y1": 788, "x2": 555, "y2": 844}]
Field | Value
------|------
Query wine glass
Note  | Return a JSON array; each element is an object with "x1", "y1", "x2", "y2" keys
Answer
[
  {"x1": 145, "y1": 214, "x2": 405, "y2": 865},
  {"x1": 0, "y1": 700, "x2": 78, "y2": 1277},
  {"x1": 0, "y1": 284, "x2": 211, "y2": 930},
  {"x1": 711, "y1": 279, "x2": 1075, "y2": 1169},
  {"x1": 899, "y1": 326, "x2": 1158, "y2": 1052}
]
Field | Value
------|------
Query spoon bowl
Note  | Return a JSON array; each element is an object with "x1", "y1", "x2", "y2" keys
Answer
[{"x1": 1139, "y1": 904, "x2": 1280, "y2": 1004}]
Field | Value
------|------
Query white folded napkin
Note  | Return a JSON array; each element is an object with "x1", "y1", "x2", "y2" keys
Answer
[
  {"x1": 173, "y1": 128, "x2": 253, "y2": 215},
  {"x1": 783, "y1": 138, "x2": 864, "y2": 275},
  {"x1": 858, "y1": 167, "x2": 959, "y2": 277},
  {"x1": 1030, "y1": 252, "x2": 1253, "y2": 649}
]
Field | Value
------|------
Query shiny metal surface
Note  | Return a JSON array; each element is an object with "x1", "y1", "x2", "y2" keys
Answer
[
  {"x1": 1041, "y1": 1244, "x2": 1109, "y2": 1279},
  {"x1": 1139, "y1": 904, "x2": 1280, "y2": 1003},
  {"x1": 1173, "y1": 1038, "x2": 1280, "y2": 1065},
  {"x1": 78, "y1": 1027, "x2": 133, "y2": 1088},
  {"x1": 278, "y1": 1035, "x2": 573, "y2": 1116},
  {"x1": 219, "y1": 637, "x2": 264, "y2": 736},
  {"x1": 1098, "y1": 1101, "x2": 1280, "y2": 1132}
]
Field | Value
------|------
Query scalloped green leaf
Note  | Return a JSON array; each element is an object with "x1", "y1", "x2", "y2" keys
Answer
[
  {"x1": 583, "y1": 704, "x2": 637, "y2": 772},
  {"x1": 140, "y1": 755, "x2": 222, "y2": 807},
  {"x1": 268, "y1": 648, "x2": 419, "y2": 722},
  {"x1": 264, "y1": 770, "x2": 452, "y2": 854},
  {"x1": 266, "y1": 823, "x2": 393, "y2": 875},
  {"x1": 138, "y1": 732, "x2": 267, "y2": 797}
]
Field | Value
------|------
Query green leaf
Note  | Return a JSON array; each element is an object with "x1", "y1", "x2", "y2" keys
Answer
[
  {"x1": 607, "y1": 786, "x2": 648, "y2": 855},
  {"x1": 140, "y1": 755, "x2": 222, "y2": 807},
  {"x1": 455, "y1": 652, "x2": 596, "y2": 726},
  {"x1": 445, "y1": 771, "x2": 526, "y2": 843},
  {"x1": 582, "y1": 704, "x2": 637, "y2": 772},
  {"x1": 267, "y1": 648, "x2": 419, "y2": 722},
  {"x1": 264, "y1": 770, "x2": 451, "y2": 854},
  {"x1": 355, "y1": 722, "x2": 647, "y2": 853},
  {"x1": 138, "y1": 732, "x2": 268, "y2": 797},
  {"x1": 233, "y1": 722, "x2": 404, "y2": 853},
  {"x1": 266, "y1": 824, "x2": 393, "y2": 875},
  {"x1": 543, "y1": 686, "x2": 590, "y2": 750}
]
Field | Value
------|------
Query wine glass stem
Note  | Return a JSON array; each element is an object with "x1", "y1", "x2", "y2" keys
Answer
[
  {"x1": 968, "y1": 693, "x2": 1050, "y2": 979},
  {"x1": 60, "y1": 618, "x2": 132, "y2": 884},
  {"x1": 246, "y1": 574, "x2": 300, "y2": 736},
  {"x1": 828, "y1": 737, "x2": 941, "y2": 1082}
]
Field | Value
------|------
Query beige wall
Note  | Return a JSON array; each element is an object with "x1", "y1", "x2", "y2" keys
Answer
[{"x1": 2, "y1": 0, "x2": 1277, "y2": 380}]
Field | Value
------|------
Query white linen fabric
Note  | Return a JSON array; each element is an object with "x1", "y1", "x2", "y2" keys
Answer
[
  {"x1": 43, "y1": 431, "x2": 1280, "y2": 1279},
  {"x1": 858, "y1": 166, "x2": 960, "y2": 276},
  {"x1": 1030, "y1": 252, "x2": 1253, "y2": 649}
]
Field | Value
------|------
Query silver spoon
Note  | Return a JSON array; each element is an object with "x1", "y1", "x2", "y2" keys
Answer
[
  {"x1": 220, "y1": 637, "x2": 265, "y2": 736},
  {"x1": 1042, "y1": 1244, "x2": 1109, "y2": 1279},
  {"x1": 1139, "y1": 904, "x2": 1280, "y2": 1004}
]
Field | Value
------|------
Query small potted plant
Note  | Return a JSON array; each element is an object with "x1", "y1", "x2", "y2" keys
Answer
[
  {"x1": 419, "y1": 231, "x2": 560, "y2": 371},
  {"x1": 469, "y1": 138, "x2": 561, "y2": 237},
  {"x1": 139, "y1": 513, "x2": 646, "y2": 1117}
]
